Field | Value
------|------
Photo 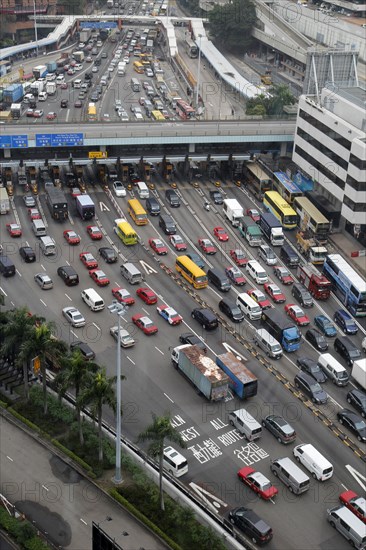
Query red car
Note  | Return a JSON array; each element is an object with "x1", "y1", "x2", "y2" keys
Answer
[
  {"x1": 6, "y1": 223, "x2": 22, "y2": 237},
  {"x1": 264, "y1": 283, "x2": 286, "y2": 303},
  {"x1": 149, "y1": 238, "x2": 168, "y2": 255},
  {"x1": 71, "y1": 187, "x2": 81, "y2": 198},
  {"x1": 247, "y1": 288, "x2": 271, "y2": 310},
  {"x1": 169, "y1": 235, "x2": 187, "y2": 251},
  {"x1": 273, "y1": 266, "x2": 294, "y2": 285},
  {"x1": 132, "y1": 313, "x2": 158, "y2": 335},
  {"x1": 284, "y1": 304, "x2": 310, "y2": 326},
  {"x1": 26, "y1": 109, "x2": 35, "y2": 118},
  {"x1": 198, "y1": 238, "x2": 217, "y2": 255},
  {"x1": 80, "y1": 252, "x2": 98, "y2": 269},
  {"x1": 136, "y1": 287, "x2": 158, "y2": 305},
  {"x1": 230, "y1": 249, "x2": 247, "y2": 266},
  {"x1": 86, "y1": 225, "x2": 103, "y2": 240},
  {"x1": 63, "y1": 229, "x2": 80, "y2": 245},
  {"x1": 89, "y1": 269, "x2": 110, "y2": 286},
  {"x1": 246, "y1": 208, "x2": 260, "y2": 223},
  {"x1": 28, "y1": 208, "x2": 41, "y2": 220},
  {"x1": 339, "y1": 490, "x2": 366, "y2": 523},
  {"x1": 237, "y1": 467, "x2": 278, "y2": 500},
  {"x1": 213, "y1": 226, "x2": 229, "y2": 242},
  {"x1": 157, "y1": 304, "x2": 183, "y2": 325},
  {"x1": 225, "y1": 266, "x2": 246, "y2": 286},
  {"x1": 112, "y1": 287, "x2": 135, "y2": 306},
  {"x1": 46, "y1": 112, "x2": 57, "y2": 120},
  {"x1": 60, "y1": 82, "x2": 68, "y2": 89}
]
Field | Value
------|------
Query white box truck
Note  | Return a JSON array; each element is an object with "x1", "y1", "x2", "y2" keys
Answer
[
  {"x1": 351, "y1": 358, "x2": 366, "y2": 390},
  {"x1": 223, "y1": 198, "x2": 243, "y2": 227}
]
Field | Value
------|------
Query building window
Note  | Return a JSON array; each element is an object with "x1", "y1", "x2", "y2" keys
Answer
[
  {"x1": 299, "y1": 109, "x2": 351, "y2": 150},
  {"x1": 294, "y1": 145, "x2": 345, "y2": 190},
  {"x1": 346, "y1": 174, "x2": 366, "y2": 192},
  {"x1": 297, "y1": 128, "x2": 348, "y2": 171},
  {"x1": 343, "y1": 196, "x2": 366, "y2": 212},
  {"x1": 349, "y1": 154, "x2": 366, "y2": 171}
]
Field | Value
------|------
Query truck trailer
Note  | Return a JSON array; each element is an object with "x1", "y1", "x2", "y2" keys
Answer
[
  {"x1": 351, "y1": 359, "x2": 366, "y2": 390},
  {"x1": 223, "y1": 198, "x2": 244, "y2": 227},
  {"x1": 0, "y1": 188, "x2": 10, "y2": 214},
  {"x1": 216, "y1": 352, "x2": 258, "y2": 399},
  {"x1": 76, "y1": 194, "x2": 95, "y2": 220},
  {"x1": 261, "y1": 309, "x2": 301, "y2": 352},
  {"x1": 46, "y1": 188, "x2": 68, "y2": 221},
  {"x1": 296, "y1": 231, "x2": 328, "y2": 265},
  {"x1": 297, "y1": 263, "x2": 331, "y2": 300},
  {"x1": 3, "y1": 84, "x2": 24, "y2": 104},
  {"x1": 260, "y1": 212, "x2": 284, "y2": 246},
  {"x1": 171, "y1": 345, "x2": 229, "y2": 401},
  {"x1": 239, "y1": 216, "x2": 262, "y2": 246}
]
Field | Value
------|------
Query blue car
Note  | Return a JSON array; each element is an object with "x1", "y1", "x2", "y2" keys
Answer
[
  {"x1": 314, "y1": 315, "x2": 337, "y2": 337},
  {"x1": 334, "y1": 309, "x2": 358, "y2": 335}
]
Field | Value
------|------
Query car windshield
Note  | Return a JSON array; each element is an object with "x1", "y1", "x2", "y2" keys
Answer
[
  {"x1": 345, "y1": 319, "x2": 355, "y2": 328},
  {"x1": 311, "y1": 382, "x2": 322, "y2": 392},
  {"x1": 354, "y1": 420, "x2": 366, "y2": 430}
]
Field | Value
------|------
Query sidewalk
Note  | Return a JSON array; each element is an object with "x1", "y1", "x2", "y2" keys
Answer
[
  {"x1": 329, "y1": 231, "x2": 366, "y2": 278},
  {"x1": 0, "y1": 412, "x2": 169, "y2": 550}
]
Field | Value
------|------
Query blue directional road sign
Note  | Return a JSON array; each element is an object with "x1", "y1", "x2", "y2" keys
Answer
[
  {"x1": 0, "y1": 135, "x2": 28, "y2": 148},
  {"x1": 35, "y1": 133, "x2": 84, "y2": 147},
  {"x1": 80, "y1": 21, "x2": 117, "y2": 28}
]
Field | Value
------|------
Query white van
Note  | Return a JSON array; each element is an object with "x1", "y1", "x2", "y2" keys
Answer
[
  {"x1": 327, "y1": 505, "x2": 366, "y2": 549},
  {"x1": 39, "y1": 236, "x2": 56, "y2": 256},
  {"x1": 136, "y1": 181, "x2": 149, "y2": 199},
  {"x1": 270, "y1": 457, "x2": 310, "y2": 495},
  {"x1": 317, "y1": 353, "x2": 349, "y2": 386},
  {"x1": 81, "y1": 288, "x2": 105, "y2": 311},
  {"x1": 56, "y1": 75, "x2": 65, "y2": 85},
  {"x1": 32, "y1": 219, "x2": 47, "y2": 237},
  {"x1": 293, "y1": 443, "x2": 333, "y2": 481},
  {"x1": 236, "y1": 292, "x2": 261, "y2": 320},
  {"x1": 38, "y1": 91, "x2": 48, "y2": 101},
  {"x1": 246, "y1": 260, "x2": 268, "y2": 284},
  {"x1": 163, "y1": 446, "x2": 188, "y2": 478},
  {"x1": 228, "y1": 409, "x2": 262, "y2": 441},
  {"x1": 73, "y1": 79, "x2": 82, "y2": 89},
  {"x1": 120, "y1": 262, "x2": 143, "y2": 285},
  {"x1": 254, "y1": 328, "x2": 282, "y2": 359}
]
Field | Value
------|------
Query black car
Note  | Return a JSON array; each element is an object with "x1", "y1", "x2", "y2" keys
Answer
[
  {"x1": 99, "y1": 247, "x2": 117, "y2": 263},
  {"x1": 294, "y1": 371, "x2": 328, "y2": 404},
  {"x1": 347, "y1": 389, "x2": 366, "y2": 418},
  {"x1": 337, "y1": 408, "x2": 366, "y2": 442},
  {"x1": 191, "y1": 308, "x2": 218, "y2": 330},
  {"x1": 186, "y1": 252, "x2": 205, "y2": 270},
  {"x1": 209, "y1": 190, "x2": 223, "y2": 204},
  {"x1": 229, "y1": 507, "x2": 273, "y2": 546},
  {"x1": 305, "y1": 329, "x2": 329, "y2": 351},
  {"x1": 334, "y1": 336, "x2": 361, "y2": 366},
  {"x1": 70, "y1": 341, "x2": 96, "y2": 360},
  {"x1": 218, "y1": 298, "x2": 244, "y2": 323},
  {"x1": 60, "y1": 99, "x2": 68, "y2": 108},
  {"x1": 291, "y1": 283, "x2": 314, "y2": 308},
  {"x1": 57, "y1": 265, "x2": 79, "y2": 286},
  {"x1": 296, "y1": 357, "x2": 327, "y2": 384},
  {"x1": 19, "y1": 246, "x2": 36, "y2": 263},
  {"x1": 261, "y1": 414, "x2": 296, "y2": 444},
  {"x1": 179, "y1": 332, "x2": 207, "y2": 352}
]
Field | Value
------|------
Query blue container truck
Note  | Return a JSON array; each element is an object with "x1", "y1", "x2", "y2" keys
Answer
[
  {"x1": 260, "y1": 212, "x2": 284, "y2": 246},
  {"x1": 46, "y1": 61, "x2": 57, "y2": 73},
  {"x1": 261, "y1": 309, "x2": 301, "y2": 352},
  {"x1": 4, "y1": 84, "x2": 24, "y2": 104},
  {"x1": 216, "y1": 352, "x2": 258, "y2": 399}
]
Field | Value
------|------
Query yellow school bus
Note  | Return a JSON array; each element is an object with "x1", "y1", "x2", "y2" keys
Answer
[
  {"x1": 175, "y1": 255, "x2": 208, "y2": 289},
  {"x1": 127, "y1": 199, "x2": 148, "y2": 226},
  {"x1": 133, "y1": 61, "x2": 145, "y2": 74},
  {"x1": 151, "y1": 110, "x2": 165, "y2": 121}
]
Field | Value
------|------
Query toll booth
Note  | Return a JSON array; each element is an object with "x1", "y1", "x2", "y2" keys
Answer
[
  {"x1": 75, "y1": 164, "x2": 86, "y2": 192},
  {"x1": 139, "y1": 158, "x2": 151, "y2": 183},
  {"x1": 121, "y1": 164, "x2": 129, "y2": 183},
  {"x1": 4, "y1": 167, "x2": 13, "y2": 196},
  {"x1": 162, "y1": 157, "x2": 174, "y2": 183},
  {"x1": 51, "y1": 165, "x2": 60, "y2": 186},
  {"x1": 28, "y1": 166, "x2": 37, "y2": 194}
]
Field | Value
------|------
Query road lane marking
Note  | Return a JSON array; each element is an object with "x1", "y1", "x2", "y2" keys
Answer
[
  {"x1": 6, "y1": 456, "x2": 13, "y2": 462},
  {"x1": 40, "y1": 264, "x2": 45, "y2": 271},
  {"x1": 0, "y1": 287, "x2": 7, "y2": 297},
  {"x1": 16, "y1": 269, "x2": 22, "y2": 277},
  {"x1": 80, "y1": 518, "x2": 87, "y2": 525},
  {"x1": 127, "y1": 356, "x2": 135, "y2": 365},
  {"x1": 222, "y1": 343, "x2": 248, "y2": 361},
  {"x1": 139, "y1": 260, "x2": 158, "y2": 274},
  {"x1": 42, "y1": 485, "x2": 49, "y2": 492},
  {"x1": 93, "y1": 322, "x2": 100, "y2": 331},
  {"x1": 70, "y1": 330, "x2": 78, "y2": 339},
  {"x1": 40, "y1": 299, "x2": 47, "y2": 307},
  {"x1": 65, "y1": 293, "x2": 72, "y2": 301},
  {"x1": 164, "y1": 393, "x2": 174, "y2": 403},
  {"x1": 341, "y1": 484, "x2": 348, "y2": 491},
  {"x1": 100, "y1": 201, "x2": 110, "y2": 212},
  {"x1": 346, "y1": 465, "x2": 366, "y2": 491},
  {"x1": 155, "y1": 347, "x2": 164, "y2": 355}
]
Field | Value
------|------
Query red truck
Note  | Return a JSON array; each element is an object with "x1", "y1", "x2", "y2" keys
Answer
[{"x1": 297, "y1": 264, "x2": 331, "y2": 300}]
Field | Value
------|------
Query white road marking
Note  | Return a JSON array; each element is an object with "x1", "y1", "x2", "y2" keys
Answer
[
  {"x1": 127, "y1": 356, "x2": 135, "y2": 365},
  {"x1": 16, "y1": 269, "x2": 22, "y2": 277},
  {"x1": 40, "y1": 264, "x2": 46, "y2": 271},
  {"x1": 65, "y1": 109, "x2": 70, "y2": 122},
  {"x1": 345, "y1": 465, "x2": 366, "y2": 491},
  {"x1": 0, "y1": 287, "x2": 7, "y2": 297},
  {"x1": 80, "y1": 518, "x2": 87, "y2": 525},
  {"x1": 189, "y1": 482, "x2": 228, "y2": 514},
  {"x1": 6, "y1": 456, "x2": 13, "y2": 462},
  {"x1": 70, "y1": 330, "x2": 78, "y2": 339},
  {"x1": 341, "y1": 484, "x2": 348, "y2": 491},
  {"x1": 155, "y1": 347, "x2": 164, "y2": 355},
  {"x1": 222, "y1": 343, "x2": 248, "y2": 361},
  {"x1": 26, "y1": 241, "x2": 29, "y2": 246},
  {"x1": 42, "y1": 485, "x2": 49, "y2": 492},
  {"x1": 66, "y1": 260, "x2": 70, "y2": 265},
  {"x1": 164, "y1": 392, "x2": 174, "y2": 403},
  {"x1": 65, "y1": 293, "x2": 72, "y2": 301},
  {"x1": 40, "y1": 299, "x2": 47, "y2": 307},
  {"x1": 139, "y1": 259, "x2": 158, "y2": 274},
  {"x1": 100, "y1": 201, "x2": 110, "y2": 212},
  {"x1": 93, "y1": 322, "x2": 100, "y2": 331}
]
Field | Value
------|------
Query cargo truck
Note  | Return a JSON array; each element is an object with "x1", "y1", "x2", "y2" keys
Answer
[
  {"x1": 223, "y1": 198, "x2": 244, "y2": 227},
  {"x1": 46, "y1": 188, "x2": 68, "y2": 221},
  {"x1": 4, "y1": 84, "x2": 24, "y2": 104},
  {"x1": 76, "y1": 194, "x2": 95, "y2": 220},
  {"x1": 10, "y1": 103, "x2": 22, "y2": 119},
  {"x1": 171, "y1": 345, "x2": 229, "y2": 401},
  {"x1": 297, "y1": 263, "x2": 331, "y2": 300},
  {"x1": 261, "y1": 309, "x2": 301, "y2": 352},
  {"x1": 260, "y1": 212, "x2": 284, "y2": 246},
  {"x1": 239, "y1": 216, "x2": 262, "y2": 246},
  {"x1": 33, "y1": 65, "x2": 48, "y2": 79},
  {"x1": 216, "y1": 352, "x2": 258, "y2": 399},
  {"x1": 46, "y1": 81, "x2": 56, "y2": 95},
  {"x1": 351, "y1": 359, "x2": 366, "y2": 390},
  {"x1": 46, "y1": 61, "x2": 57, "y2": 73},
  {"x1": 0, "y1": 188, "x2": 10, "y2": 214},
  {"x1": 296, "y1": 231, "x2": 328, "y2": 265},
  {"x1": 79, "y1": 29, "x2": 92, "y2": 43},
  {"x1": 73, "y1": 51, "x2": 84, "y2": 63}
]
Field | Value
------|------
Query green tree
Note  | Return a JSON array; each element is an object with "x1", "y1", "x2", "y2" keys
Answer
[
  {"x1": 138, "y1": 413, "x2": 186, "y2": 511},
  {"x1": 55, "y1": 349, "x2": 99, "y2": 445},
  {"x1": 267, "y1": 83, "x2": 296, "y2": 115},
  {"x1": 246, "y1": 96, "x2": 268, "y2": 116},
  {"x1": 19, "y1": 322, "x2": 66, "y2": 414},
  {"x1": 78, "y1": 368, "x2": 120, "y2": 463},
  {"x1": 208, "y1": 0, "x2": 257, "y2": 52}
]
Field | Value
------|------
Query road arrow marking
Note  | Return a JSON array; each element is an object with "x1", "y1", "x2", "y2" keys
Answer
[
  {"x1": 99, "y1": 201, "x2": 110, "y2": 212},
  {"x1": 345, "y1": 465, "x2": 366, "y2": 491},
  {"x1": 139, "y1": 260, "x2": 158, "y2": 274},
  {"x1": 189, "y1": 482, "x2": 228, "y2": 514},
  {"x1": 222, "y1": 342, "x2": 248, "y2": 361}
]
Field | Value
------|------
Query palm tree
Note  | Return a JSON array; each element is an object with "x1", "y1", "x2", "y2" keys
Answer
[
  {"x1": 77, "y1": 368, "x2": 121, "y2": 463},
  {"x1": 138, "y1": 412, "x2": 187, "y2": 511},
  {"x1": 0, "y1": 307, "x2": 40, "y2": 400},
  {"x1": 19, "y1": 322, "x2": 67, "y2": 414},
  {"x1": 55, "y1": 349, "x2": 99, "y2": 445}
]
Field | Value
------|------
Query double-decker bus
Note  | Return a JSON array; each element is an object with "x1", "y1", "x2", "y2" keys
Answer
[
  {"x1": 175, "y1": 255, "x2": 208, "y2": 289},
  {"x1": 273, "y1": 172, "x2": 303, "y2": 204},
  {"x1": 323, "y1": 254, "x2": 366, "y2": 317},
  {"x1": 185, "y1": 35, "x2": 198, "y2": 58},
  {"x1": 293, "y1": 196, "x2": 330, "y2": 243},
  {"x1": 87, "y1": 102, "x2": 97, "y2": 121},
  {"x1": 263, "y1": 191, "x2": 298, "y2": 230},
  {"x1": 246, "y1": 162, "x2": 272, "y2": 199},
  {"x1": 127, "y1": 199, "x2": 148, "y2": 226},
  {"x1": 176, "y1": 99, "x2": 195, "y2": 120},
  {"x1": 114, "y1": 219, "x2": 138, "y2": 245}
]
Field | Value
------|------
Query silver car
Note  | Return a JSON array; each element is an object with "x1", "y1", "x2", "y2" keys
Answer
[
  {"x1": 34, "y1": 273, "x2": 53, "y2": 290},
  {"x1": 62, "y1": 307, "x2": 86, "y2": 328},
  {"x1": 110, "y1": 326, "x2": 135, "y2": 347},
  {"x1": 23, "y1": 195, "x2": 36, "y2": 207}
]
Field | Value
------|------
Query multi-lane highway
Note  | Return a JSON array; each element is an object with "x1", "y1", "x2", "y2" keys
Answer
[{"x1": 1, "y1": 166, "x2": 365, "y2": 550}]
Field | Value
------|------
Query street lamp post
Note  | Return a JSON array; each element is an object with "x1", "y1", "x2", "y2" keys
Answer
[
  {"x1": 108, "y1": 300, "x2": 128, "y2": 484},
  {"x1": 195, "y1": 34, "x2": 202, "y2": 109},
  {"x1": 32, "y1": 0, "x2": 39, "y2": 56}
]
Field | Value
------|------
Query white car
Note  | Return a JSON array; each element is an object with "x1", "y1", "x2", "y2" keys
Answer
[
  {"x1": 113, "y1": 181, "x2": 126, "y2": 197},
  {"x1": 62, "y1": 307, "x2": 86, "y2": 327},
  {"x1": 134, "y1": 112, "x2": 144, "y2": 120},
  {"x1": 118, "y1": 109, "x2": 129, "y2": 121},
  {"x1": 123, "y1": 56, "x2": 130, "y2": 64},
  {"x1": 74, "y1": 63, "x2": 83, "y2": 71},
  {"x1": 110, "y1": 326, "x2": 135, "y2": 347},
  {"x1": 115, "y1": 99, "x2": 122, "y2": 111}
]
